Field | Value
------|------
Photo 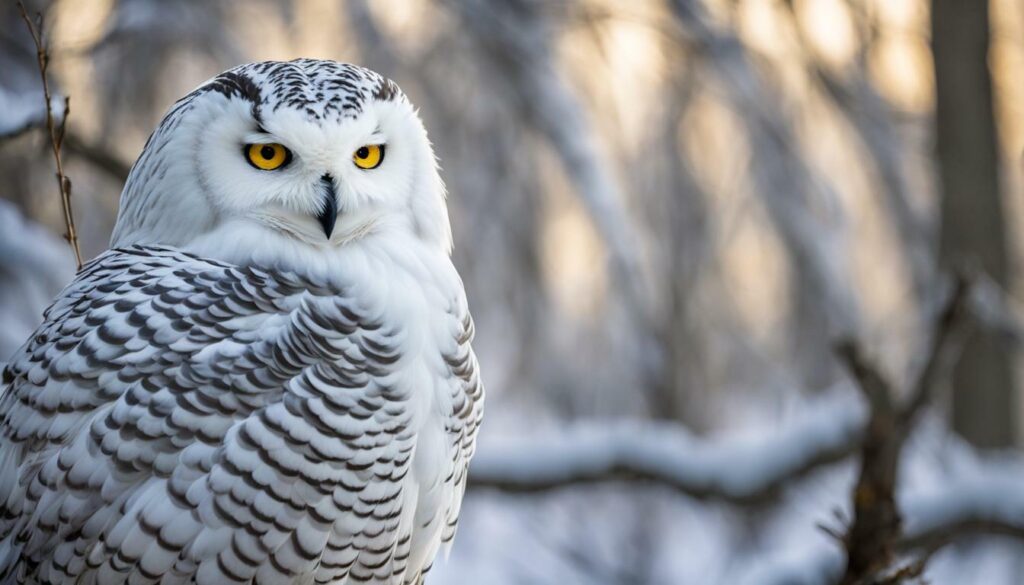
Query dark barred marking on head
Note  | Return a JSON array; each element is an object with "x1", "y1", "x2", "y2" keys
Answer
[
  {"x1": 205, "y1": 70, "x2": 264, "y2": 123},
  {"x1": 372, "y1": 78, "x2": 400, "y2": 103},
  {"x1": 193, "y1": 59, "x2": 405, "y2": 125}
]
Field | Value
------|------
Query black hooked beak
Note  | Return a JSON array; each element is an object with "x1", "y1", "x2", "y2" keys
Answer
[{"x1": 316, "y1": 174, "x2": 338, "y2": 238}]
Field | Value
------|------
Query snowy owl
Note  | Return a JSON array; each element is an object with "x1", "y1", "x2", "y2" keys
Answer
[{"x1": 0, "y1": 59, "x2": 483, "y2": 585}]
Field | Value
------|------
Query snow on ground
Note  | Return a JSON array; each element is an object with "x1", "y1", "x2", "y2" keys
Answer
[{"x1": 438, "y1": 393, "x2": 1024, "y2": 585}]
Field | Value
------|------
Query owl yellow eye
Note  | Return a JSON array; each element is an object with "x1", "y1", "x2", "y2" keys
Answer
[
  {"x1": 245, "y1": 143, "x2": 290, "y2": 171},
  {"x1": 353, "y1": 144, "x2": 385, "y2": 169}
]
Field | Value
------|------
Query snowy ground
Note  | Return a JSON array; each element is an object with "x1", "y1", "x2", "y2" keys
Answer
[{"x1": 436, "y1": 394, "x2": 1024, "y2": 584}]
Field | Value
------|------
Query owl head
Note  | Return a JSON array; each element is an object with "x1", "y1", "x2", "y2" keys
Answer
[{"x1": 110, "y1": 59, "x2": 451, "y2": 268}]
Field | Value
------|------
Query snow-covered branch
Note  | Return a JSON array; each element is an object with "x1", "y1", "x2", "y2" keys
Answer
[
  {"x1": 468, "y1": 391, "x2": 865, "y2": 504},
  {"x1": 900, "y1": 473, "x2": 1024, "y2": 556}
]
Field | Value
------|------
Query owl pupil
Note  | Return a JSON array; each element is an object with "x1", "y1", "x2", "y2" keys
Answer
[
  {"x1": 260, "y1": 145, "x2": 275, "y2": 159},
  {"x1": 357, "y1": 147, "x2": 369, "y2": 159}
]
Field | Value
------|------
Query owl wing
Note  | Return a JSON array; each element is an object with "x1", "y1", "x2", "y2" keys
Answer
[
  {"x1": 439, "y1": 311, "x2": 484, "y2": 546},
  {"x1": 399, "y1": 301, "x2": 484, "y2": 583},
  {"x1": 0, "y1": 245, "x2": 429, "y2": 585}
]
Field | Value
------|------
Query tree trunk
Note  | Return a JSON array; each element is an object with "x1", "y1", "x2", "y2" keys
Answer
[{"x1": 931, "y1": 0, "x2": 1016, "y2": 447}]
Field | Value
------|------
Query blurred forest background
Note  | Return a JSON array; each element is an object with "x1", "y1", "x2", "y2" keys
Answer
[{"x1": 2, "y1": 0, "x2": 1024, "y2": 583}]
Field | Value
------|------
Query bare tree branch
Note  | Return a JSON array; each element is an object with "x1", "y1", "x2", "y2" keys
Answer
[
  {"x1": 902, "y1": 274, "x2": 974, "y2": 422},
  {"x1": 16, "y1": 1, "x2": 82, "y2": 270},
  {"x1": 835, "y1": 274, "x2": 974, "y2": 585},
  {"x1": 835, "y1": 344, "x2": 903, "y2": 584},
  {"x1": 753, "y1": 472, "x2": 1024, "y2": 585}
]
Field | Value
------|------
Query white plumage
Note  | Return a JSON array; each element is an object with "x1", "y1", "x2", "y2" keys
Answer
[{"x1": 0, "y1": 59, "x2": 483, "y2": 585}]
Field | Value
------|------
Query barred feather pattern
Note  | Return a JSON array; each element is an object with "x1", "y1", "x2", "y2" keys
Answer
[{"x1": 0, "y1": 245, "x2": 483, "y2": 585}]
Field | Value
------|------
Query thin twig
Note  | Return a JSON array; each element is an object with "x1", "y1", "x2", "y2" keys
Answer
[
  {"x1": 17, "y1": 1, "x2": 83, "y2": 270},
  {"x1": 902, "y1": 274, "x2": 974, "y2": 422},
  {"x1": 835, "y1": 342, "x2": 893, "y2": 411}
]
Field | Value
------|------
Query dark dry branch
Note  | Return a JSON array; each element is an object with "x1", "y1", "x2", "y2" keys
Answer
[
  {"x1": 835, "y1": 274, "x2": 974, "y2": 585},
  {"x1": 835, "y1": 340, "x2": 904, "y2": 585},
  {"x1": 902, "y1": 275, "x2": 973, "y2": 423},
  {"x1": 17, "y1": 1, "x2": 82, "y2": 270}
]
